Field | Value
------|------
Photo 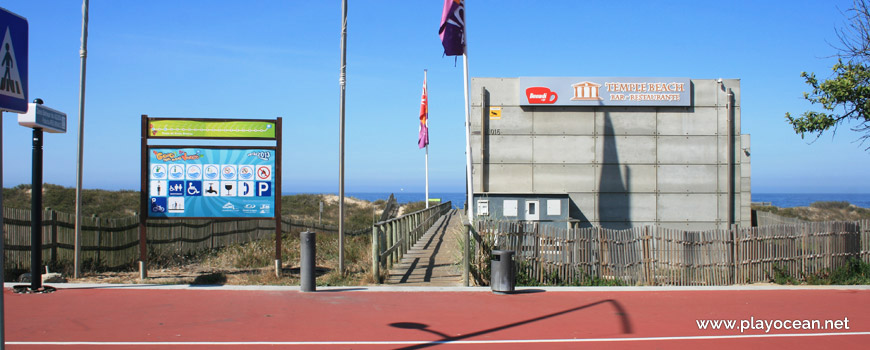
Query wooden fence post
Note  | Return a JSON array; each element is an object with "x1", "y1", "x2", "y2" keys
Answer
[
  {"x1": 371, "y1": 225, "x2": 380, "y2": 283},
  {"x1": 47, "y1": 208, "x2": 57, "y2": 265},
  {"x1": 94, "y1": 214, "x2": 101, "y2": 268},
  {"x1": 731, "y1": 224, "x2": 738, "y2": 285}
]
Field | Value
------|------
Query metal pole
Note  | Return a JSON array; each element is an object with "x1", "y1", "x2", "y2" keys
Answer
[
  {"x1": 424, "y1": 69, "x2": 429, "y2": 209},
  {"x1": 727, "y1": 88, "x2": 734, "y2": 227},
  {"x1": 462, "y1": 11, "x2": 474, "y2": 222},
  {"x1": 73, "y1": 0, "x2": 89, "y2": 279},
  {"x1": 338, "y1": 0, "x2": 347, "y2": 274},
  {"x1": 1, "y1": 110, "x2": 7, "y2": 350},
  {"x1": 275, "y1": 117, "x2": 283, "y2": 277},
  {"x1": 30, "y1": 128, "x2": 43, "y2": 291},
  {"x1": 300, "y1": 231, "x2": 316, "y2": 292}
]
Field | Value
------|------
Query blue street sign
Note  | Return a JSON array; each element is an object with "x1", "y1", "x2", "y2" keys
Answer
[{"x1": 0, "y1": 7, "x2": 28, "y2": 114}]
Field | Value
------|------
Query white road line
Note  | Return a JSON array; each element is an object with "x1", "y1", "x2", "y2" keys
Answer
[{"x1": 8, "y1": 331, "x2": 870, "y2": 346}]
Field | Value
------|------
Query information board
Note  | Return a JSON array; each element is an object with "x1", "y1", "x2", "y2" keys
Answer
[{"x1": 147, "y1": 147, "x2": 276, "y2": 218}]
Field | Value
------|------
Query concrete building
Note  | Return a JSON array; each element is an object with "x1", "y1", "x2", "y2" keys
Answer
[{"x1": 469, "y1": 77, "x2": 750, "y2": 230}]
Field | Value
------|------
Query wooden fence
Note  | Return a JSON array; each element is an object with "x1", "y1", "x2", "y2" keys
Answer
[
  {"x1": 3, "y1": 207, "x2": 369, "y2": 272},
  {"x1": 371, "y1": 201, "x2": 452, "y2": 283},
  {"x1": 475, "y1": 220, "x2": 870, "y2": 286}
]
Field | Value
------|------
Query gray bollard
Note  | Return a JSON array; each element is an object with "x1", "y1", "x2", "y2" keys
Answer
[
  {"x1": 300, "y1": 231, "x2": 316, "y2": 292},
  {"x1": 491, "y1": 250, "x2": 515, "y2": 294}
]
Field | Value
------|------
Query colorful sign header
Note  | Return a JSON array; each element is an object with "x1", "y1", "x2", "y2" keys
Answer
[
  {"x1": 148, "y1": 147, "x2": 276, "y2": 218},
  {"x1": 519, "y1": 77, "x2": 691, "y2": 107},
  {"x1": 148, "y1": 119, "x2": 276, "y2": 139}
]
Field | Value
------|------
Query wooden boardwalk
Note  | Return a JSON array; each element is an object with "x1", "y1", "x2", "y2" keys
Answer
[{"x1": 385, "y1": 209, "x2": 465, "y2": 286}]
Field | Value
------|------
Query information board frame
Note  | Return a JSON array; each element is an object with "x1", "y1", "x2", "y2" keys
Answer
[{"x1": 138, "y1": 115, "x2": 283, "y2": 278}]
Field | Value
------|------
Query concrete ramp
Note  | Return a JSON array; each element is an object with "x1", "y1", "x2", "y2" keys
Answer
[{"x1": 385, "y1": 209, "x2": 465, "y2": 286}]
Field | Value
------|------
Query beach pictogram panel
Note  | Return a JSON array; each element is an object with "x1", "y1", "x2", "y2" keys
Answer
[{"x1": 148, "y1": 148, "x2": 275, "y2": 218}]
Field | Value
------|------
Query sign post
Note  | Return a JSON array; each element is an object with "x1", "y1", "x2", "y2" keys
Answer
[
  {"x1": 0, "y1": 6, "x2": 27, "y2": 348},
  {"x1": 140, "y1": 117, "x2": 282, "y2": 278},
  {"x1": 14, "y1": 100, "x2": 67, "y2": 293}
]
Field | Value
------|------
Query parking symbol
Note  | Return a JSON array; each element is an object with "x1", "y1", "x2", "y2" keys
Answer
[
  {"x1": 256, "y1": 181, "x2": 272, "y2": 197},
  {"x1": 150, "y1": 197, "x2": 167, "y2": 213}
]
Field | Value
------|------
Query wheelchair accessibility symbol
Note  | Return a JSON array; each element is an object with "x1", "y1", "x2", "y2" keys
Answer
[{"x1": 187, "y1": 181, "x2": 202, "y2": 196}]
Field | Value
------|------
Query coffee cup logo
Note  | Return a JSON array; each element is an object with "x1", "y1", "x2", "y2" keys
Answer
[{"x1": 526, "y1": 87, "x2": 558, "y2": 104}]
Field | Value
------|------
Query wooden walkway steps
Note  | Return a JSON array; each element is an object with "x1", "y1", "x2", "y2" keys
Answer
[{"x1": 385, "y1": 209, "x2": 465, "y2": 286}]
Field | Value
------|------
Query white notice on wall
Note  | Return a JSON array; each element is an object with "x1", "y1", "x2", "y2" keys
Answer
[
  {"x1": 547, "y1": 200, "x2": 561, "y2": 216},
  {"x1": 503, "y1": 200, "x2": 518, "y2": 217}
]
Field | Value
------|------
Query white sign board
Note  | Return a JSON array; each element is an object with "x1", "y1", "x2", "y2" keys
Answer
[{"x1": 18, "y1": 103, "x2": 66, "y2": 133}]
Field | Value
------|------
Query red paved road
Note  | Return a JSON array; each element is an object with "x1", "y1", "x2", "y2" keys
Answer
[{"x1": 4, "y1": 286, "x2": 870, "y2": 349}]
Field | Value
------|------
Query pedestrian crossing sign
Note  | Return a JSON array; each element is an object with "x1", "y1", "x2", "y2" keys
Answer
[{"x1": 0, "y1": 7, "x2": 27, "y2": 114}]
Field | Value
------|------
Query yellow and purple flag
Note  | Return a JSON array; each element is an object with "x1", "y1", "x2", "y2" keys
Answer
[
  {"x1": 418, "y1": 75, "x2": 429, "y2": 149},
  {"x1": 439, "y1": 0, "x2": 465, "y2": 56}
]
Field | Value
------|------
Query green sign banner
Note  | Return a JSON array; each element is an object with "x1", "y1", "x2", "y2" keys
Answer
[{"x1": 148, "y1": 119, "x2": 276, "y2": 139}]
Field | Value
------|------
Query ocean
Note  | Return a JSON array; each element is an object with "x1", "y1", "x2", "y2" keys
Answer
[
  {"x1": 751, "y1": 193, "x2": 870, "y2": 208},
  {"x1": 286, "y1": 193, "x2": 870, "y2": 209},
  {"x1": 287, "y1": 192, "x2": 468, "y2": 208}
]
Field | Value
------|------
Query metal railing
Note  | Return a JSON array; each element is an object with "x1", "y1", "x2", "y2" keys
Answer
[{"x1": 371, "y1": 201, "x2": 451, "y2": 283}]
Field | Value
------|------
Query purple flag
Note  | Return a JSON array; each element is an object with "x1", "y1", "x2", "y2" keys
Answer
[{"x1": 439, "y1": 0, "x2": 465, "y2": 56}]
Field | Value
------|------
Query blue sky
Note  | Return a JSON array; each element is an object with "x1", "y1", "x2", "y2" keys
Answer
[{"x1": 0, "y1": 0, "x2": 867, "y2": 194}]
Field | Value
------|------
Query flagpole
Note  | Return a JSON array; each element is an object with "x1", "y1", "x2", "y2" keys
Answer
[
  {"x1": 424, "y1": 69, "x2": 430, "y2": 209},
  {"x1": 338, "y1": 0, "x2": 348, "y2": 275},
  {"x1": 74, "y1": 0, "x2": 90, "y2": 279},
  {"x1": 462, "y1": 24, "x2": 474, "y2": 222}
]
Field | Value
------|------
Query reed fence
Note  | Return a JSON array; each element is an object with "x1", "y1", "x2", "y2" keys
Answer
[
  {"x1": 3, "y1": 207, "x2": 369, "y2": 273},
  {"x1": 475, "y1": 219, "x2": 870, "y2": 286},
  {"x1": 371, "y1": 201, "x2": 452, "y2": 283}
]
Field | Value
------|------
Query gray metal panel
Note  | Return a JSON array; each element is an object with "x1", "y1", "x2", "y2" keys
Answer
[
  {"x1": 597, "y1": 108, "x2": 657, "y2": 135},
  {"x1": 741, "y1": 177, "x2": 751, "y2": 193},
  {"x1": 597, "y1": 135, "x2": 656, "y2": 164},
  {"x1": 475, "y1": 106, "x2": 534, "y2": 135},
  {"x1": 568, "y1": 192, "x2": 597, "y2": 222},
  {"x1": 533, "y1": 107, "x2": 595, "y2": 135},
  {"x1": 472, "y1": 78, "x2": 520, "y2": 107},
  {"x1": 657, "y1": 165, "x2": 718, "y2": 193},
  {"x1": 486, "y1": 164, "x2": 533, "y2": 193},
  {"x1": 657, "y1": 136, "x2": 718, "y2": 164},
  {"x1": 484, "y1": 135, "x2": 534, "y2": 163},
  {"x1": 533, "y1": 135, "x2": 595, "y2": 163},
  {"x1": 658, "y1": 194, "x2": 718, "y2": 221},
  {"x1": 717, "y1": 193, "x2": 741, "y2": 222},
  {"x1": 599, "y1": 164, "x2": 656, "y2": 193},
  {"x1": 691, "y1": 79, "x2": 726, "y2": 107},
  {"x1": 599, "y1": 193, "x2": 656, "y2": 222},
  {"x1": 657, "y1": 107, "x2": 718, "y2": 136},
  {"x1": 534, "y1": 164, "x2": 596, "y2": 193}
]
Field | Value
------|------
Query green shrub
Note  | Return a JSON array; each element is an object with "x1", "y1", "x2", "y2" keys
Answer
[{"x1": 810, "y1": 201, "x2": 851, "y2": 210}]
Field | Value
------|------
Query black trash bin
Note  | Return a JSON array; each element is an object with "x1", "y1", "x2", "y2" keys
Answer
[{"x1": 491, "y1": 250, "x2": 515, "y2": 294}]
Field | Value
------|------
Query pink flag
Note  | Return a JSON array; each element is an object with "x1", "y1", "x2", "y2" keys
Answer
[
  {"x1": 439, "y1": 0, "x2": 465, "y2": 56},
  {"x1": 418, "y1": 75, "x2": 429, "y2": 149}
]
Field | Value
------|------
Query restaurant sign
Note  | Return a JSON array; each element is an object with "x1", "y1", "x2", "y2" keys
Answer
[{"x1": 519, "y1": 77, "x2": 691, "y2": 107}]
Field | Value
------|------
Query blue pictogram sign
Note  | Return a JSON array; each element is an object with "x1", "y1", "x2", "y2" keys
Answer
[{"x1": 0, "y1": 7, "x2": 28, "y2": 113}]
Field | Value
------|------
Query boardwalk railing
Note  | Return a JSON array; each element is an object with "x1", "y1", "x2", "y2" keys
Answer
[
  {"x1": 3, "y1": 207, "x2": 369, "y2": 273},
  {"x1": 371, "y1": 201, "x2": 451, "y2": 283},
  {"x1": 475, "y1": 220, "x2": 870, "y2": 286}
]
